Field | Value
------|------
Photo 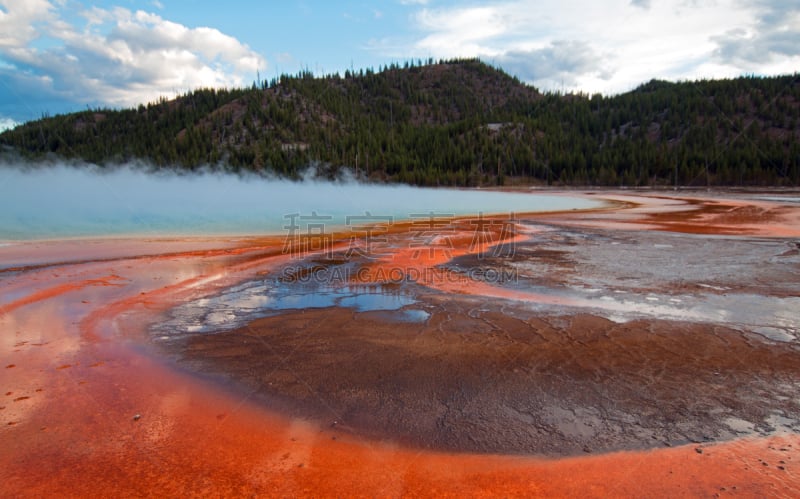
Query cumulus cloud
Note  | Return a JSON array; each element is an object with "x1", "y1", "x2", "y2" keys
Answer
[
  {"x1": 498, "y1": 41, "x2": 615, "y2": 90},
  {"x1": 0, "y1": 116, "x2": 18, "y2": 132},
  {"x1": 384, "y1": 0, "x2": 798, "y2": 95},
  {"x1": 0, "y1": 0, "x2": 55, "y2": 48},
  {"x1": 0, "y1": 0, "x2": 265, "y2": 116},
  {"x1": 712, "y1": 0, "x2": 800, "y2": 66}
]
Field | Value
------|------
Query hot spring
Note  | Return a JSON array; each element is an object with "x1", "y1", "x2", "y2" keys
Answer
[{"x1": 0, "y1": 162, "x2": 603, "y2": 241}]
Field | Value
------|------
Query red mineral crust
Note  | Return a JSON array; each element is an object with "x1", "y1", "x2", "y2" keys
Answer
[{"x1": 1, "y1": 191, "x2": 799, "y2": 496}]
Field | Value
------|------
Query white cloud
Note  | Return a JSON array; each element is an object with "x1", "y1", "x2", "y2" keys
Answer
[
  {"x1": 0, "y1": 116, "x2": 18, "y2": 131},
  {"x1": 386, "y1": 0, "x2": 799, "y2": 94},
  {"x1": 274, "y1": 52, "x2": 295, "y2": 65},
  {"x1": 413, "y1": 6, "x2": 517, "y2": 56},
  {"x1": 0, "y1": 0, "x2": 266, "y2": 110},
  {"x1": 0, "y1": 0, "x2": 56, "y2": 48},
  {"x1": 498, "y1": 41, "x2": 614, "y2": 90},
  {"x1": 712, "y1": 1, "x2": 800, "y2": 67}
]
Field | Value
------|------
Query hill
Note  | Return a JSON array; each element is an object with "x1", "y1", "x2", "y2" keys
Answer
[{"x1": 1, "y1": 58, "x2": 798, "y2": 187}]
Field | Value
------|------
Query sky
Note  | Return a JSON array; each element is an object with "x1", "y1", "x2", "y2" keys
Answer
[{"x1": 0, "y1": 0, "x2": 798, "y2": 130}]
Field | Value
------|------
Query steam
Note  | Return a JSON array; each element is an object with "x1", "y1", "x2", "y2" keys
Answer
[{"x1": 0, "y1": 159, "x2": 601, "y2": 240}]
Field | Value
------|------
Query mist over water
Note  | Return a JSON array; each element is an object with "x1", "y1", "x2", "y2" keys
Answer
[{"x1": 0, "y1": 162, "x2": 602, "y2": 240}]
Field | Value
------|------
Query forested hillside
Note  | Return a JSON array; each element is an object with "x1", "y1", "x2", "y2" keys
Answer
[{"x1": 2, "y1": 58, "x2": 798, "y2": 187}]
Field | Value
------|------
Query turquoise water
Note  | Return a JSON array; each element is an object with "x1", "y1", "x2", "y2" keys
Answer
[{"x1": 0, "y1": 163, "x2": 602, "y2": 240}]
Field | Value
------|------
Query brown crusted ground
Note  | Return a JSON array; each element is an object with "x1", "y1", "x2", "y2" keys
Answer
[
  {"x1": 174, "y1": 299, "x2": 800, "y2": 456},
  {"x1": 163, "y1": 191, "x2": 800, "y2": 458}
]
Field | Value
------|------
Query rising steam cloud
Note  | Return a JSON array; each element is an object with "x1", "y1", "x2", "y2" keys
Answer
[{"x1": 0, "y1": 160, "x2": 600, "y2": 240}]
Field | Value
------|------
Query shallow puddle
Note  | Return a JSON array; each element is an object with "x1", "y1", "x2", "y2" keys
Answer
[{"x1": 155, "y1": 277, "x2": 421, "y2": 336}]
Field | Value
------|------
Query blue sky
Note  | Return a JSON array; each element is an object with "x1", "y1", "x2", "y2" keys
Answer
[{"x1": 1, "y1": 0, "x2": 798, "y2": 130}]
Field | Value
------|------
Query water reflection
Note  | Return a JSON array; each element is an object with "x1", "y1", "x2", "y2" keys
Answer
[{"x1": 156, "y1": 279, "x2": 422, "y2": 337}]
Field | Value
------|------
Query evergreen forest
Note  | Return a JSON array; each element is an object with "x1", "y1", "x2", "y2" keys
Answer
[{"x1": 2, "y1": 59, "x2": 798, "y2": 187}]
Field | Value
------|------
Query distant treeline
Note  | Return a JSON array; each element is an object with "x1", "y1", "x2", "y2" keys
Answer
[{"x1": 2, "y1": 58, "x2": 799, "y2": 187}]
